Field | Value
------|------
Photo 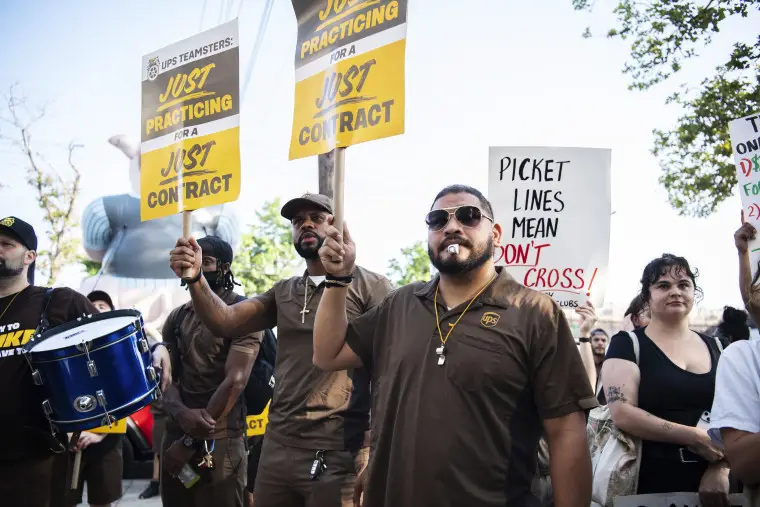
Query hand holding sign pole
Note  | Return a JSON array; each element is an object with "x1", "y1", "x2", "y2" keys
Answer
[{"x1": 182, "y1": 210, "x2": 193, "y2": 278}]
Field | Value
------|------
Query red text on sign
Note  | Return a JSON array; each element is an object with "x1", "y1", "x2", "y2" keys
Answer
[
  {"x1": 494, "y1": 241, "x2": 550, "y2": 267},
  {"x1": 523, "y1": 267, "x2": 599, "y2": 296}
]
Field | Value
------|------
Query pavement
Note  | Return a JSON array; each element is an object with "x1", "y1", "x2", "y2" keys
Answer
[{"x1": 82, "y1": 479, "x2": 161, "y2": 506}]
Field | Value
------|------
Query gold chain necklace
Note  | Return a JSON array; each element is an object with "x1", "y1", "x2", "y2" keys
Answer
[
  {"x1": 433, "y1": 272, "x2": 498, "y2": 366},
  {"x1": 0, "y1": 290, "x2": 22, "y2": 322}
]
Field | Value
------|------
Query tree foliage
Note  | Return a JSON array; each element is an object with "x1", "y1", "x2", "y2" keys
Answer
[
  {"x1": 574, "y1": 0, "x2": 760, "y2": 216},
  {"x1": 0, "y1": 84, "x2": 83, "y2": 284},
  {"x1": 387, "y1": 240, "x2": 430, "y2": 287},
  {"x1": 81, "y1": 259, "x2": 101, "y2": 277},
  {"x1": 232, "y1": 198, "x2": 303, "y2": 296}
]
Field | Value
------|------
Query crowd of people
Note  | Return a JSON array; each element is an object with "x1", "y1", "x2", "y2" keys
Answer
[{"x1": 1, "y1": 184, "x2": 760, "y2": 507}]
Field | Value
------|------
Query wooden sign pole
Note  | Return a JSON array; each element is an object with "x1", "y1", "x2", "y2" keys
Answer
[
  {"x1": 182, "y1": 210, "x2": 194, "y2": 278},
  {"x1": 332, "y1": 147, "x2": 346, "y2": 236}
]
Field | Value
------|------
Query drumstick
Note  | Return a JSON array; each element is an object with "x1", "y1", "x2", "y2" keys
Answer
[
  {"x1": 71, "y1": 450, "x2": 82, "y2": 490},
  {"x1": 69, "y1": 431, "x2": 82, "y2": 490}
]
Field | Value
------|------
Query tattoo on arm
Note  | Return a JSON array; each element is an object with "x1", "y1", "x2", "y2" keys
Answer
[
  {"x1": 606, "y1": 385, "x2": 628, "y2": 404},
  {"x1": 644, "y1": 410, "x2": 674, "y2": 430}
]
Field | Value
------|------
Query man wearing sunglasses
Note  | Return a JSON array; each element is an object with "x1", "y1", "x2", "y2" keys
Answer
[
  {"x1": 168, "y1": 193, "x2": 393, "y2": 507},
  {"x1": 312, "y1": 184, "x2": 597, "y2": 507}
]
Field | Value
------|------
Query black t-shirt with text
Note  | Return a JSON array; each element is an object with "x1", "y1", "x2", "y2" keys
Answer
[{"x1": 0, "y1": 286, "x2": 96, "y2": 463}]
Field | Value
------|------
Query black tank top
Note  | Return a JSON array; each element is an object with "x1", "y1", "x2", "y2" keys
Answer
[{"x1": 606, "y1": 327, "x2": 720, "y2": 458}]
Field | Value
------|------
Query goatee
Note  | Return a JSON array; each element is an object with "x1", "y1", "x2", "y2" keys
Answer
[
  {"x1": 0, "y1": 260, "x2": 23, "y2": 280},
  {"x1": 429, "y1": 237, "x2": 493, "y2": 275},
  {"x1": 294, "y1": 235, "x2": 324, "y2": 260}
]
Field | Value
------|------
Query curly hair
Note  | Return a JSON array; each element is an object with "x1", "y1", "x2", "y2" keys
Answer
[
  {"x1": 209, "y1": 259, "x2": 241, "y2": 291},
  {"x1": 638, "y1": 253, "x2": 703, "y2": 304}
]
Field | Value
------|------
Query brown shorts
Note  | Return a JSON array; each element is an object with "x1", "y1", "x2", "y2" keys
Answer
[
  {"x1": 160, "y1": 433, "x2": 248, "y2": 507},
  {"x1": 253, "y1": 437, "x2": 369, "y2": 507},
  {"x1": 246, "y1": 436, "x2": 265, "y2": 493},
  {"x1": 153, "y1": 413, "x2": 167, "y2": 454},
  {"x1": 0, "y1": 453, "x2": 66, "y2": 507},
  {"x1": 70, "y1": 437, "x2": 123, "y2": 505}
]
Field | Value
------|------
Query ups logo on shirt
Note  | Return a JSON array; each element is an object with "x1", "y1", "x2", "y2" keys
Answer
[{"x1": 480, "y1": 312, "x2": 500, "y2": 328}]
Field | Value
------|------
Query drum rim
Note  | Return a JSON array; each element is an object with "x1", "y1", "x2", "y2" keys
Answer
[
  {"x1": 47, "y1": 387, "x2": 159, "y2": 426},
  {"x1": 23, "y1": 308, "x2": 143, "y2": 353}
]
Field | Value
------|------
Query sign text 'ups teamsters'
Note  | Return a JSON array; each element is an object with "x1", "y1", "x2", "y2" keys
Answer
[
  {"x1": 140, "y1": 20, "x2": 241, "y2": 221},
  {"x1": 289, "y1": 0, "x2": 408, "y2": 160},
  {"x1": 488, "y1": 146, "x2": 611, "y2": 309}
]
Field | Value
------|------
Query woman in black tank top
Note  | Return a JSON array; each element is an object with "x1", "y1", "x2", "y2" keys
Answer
[{"x1": 602, "y1": 254, "x2": 730, "y2": 502}]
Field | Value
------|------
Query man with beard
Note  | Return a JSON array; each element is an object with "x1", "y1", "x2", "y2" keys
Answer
[
  {"x1": 160, "y1": 236, "x2": 262, "y2": 507},
  {"x1": 311, "y1": 185, "x2": 598, "y2": 507},
  {"x1": 168, "y1": 193, "x2": 392, "y2": 507},
  {"x1": 0, "y1": 217, "x2": 170, "y2": 507},
  {"x1": 588, "y1": 327, "x2": 608, "y2": 402}
]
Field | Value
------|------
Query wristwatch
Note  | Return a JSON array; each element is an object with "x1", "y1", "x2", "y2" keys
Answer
[
  {"x1": 181, "y1": 434, "x2": 197, "y2": 449},
  {"x1": 578, "y1": 337, "x2": 591, "y2": 343}
]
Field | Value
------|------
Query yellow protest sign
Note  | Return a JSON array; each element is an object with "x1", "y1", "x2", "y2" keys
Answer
[
  {"x1": 289, "y1": 0, "x2": 408, "y2": 160},
  {"x1": 90, "y1": 418, "x2": 127, "y2": 434},
  {"x1": 140, "y1": 20, "x2": 241, "y2": 221},
  {"x1": 246, "y1": 402, "x2": 270, "y2": 437}
]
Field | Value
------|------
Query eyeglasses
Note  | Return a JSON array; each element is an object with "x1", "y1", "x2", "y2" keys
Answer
[{"x1": 425, "y1": 205, "x2": 494, "y2": 232}]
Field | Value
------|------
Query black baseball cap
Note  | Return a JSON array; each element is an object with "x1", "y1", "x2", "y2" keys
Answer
[
  {"x1": 280, "y1": 193, "x2": 333, "y2": 220},
  {"x1": 0, "y1": 216, "x2": 37, "y2": 284},
  {"x1": 87, "y1": 290, "x2": 115, "y2": 311}
]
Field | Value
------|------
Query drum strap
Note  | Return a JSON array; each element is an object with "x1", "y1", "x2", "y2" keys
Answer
[
  {"x1": 28, "y1": 288, "x2": 67, "y2": 454},
  {"x1": 36, "y1": 288, "x2": 55, "y2": 335},
  {"x1": 171, "y1": 306, "x2": 190, "y2": 384}
]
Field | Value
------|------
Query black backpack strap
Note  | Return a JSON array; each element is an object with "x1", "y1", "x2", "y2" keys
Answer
[
  {"x1": 170, "y1": 306, "x2": 189, "y2": 384},
  {"x1": 36, "y1": 288, "x2": 55, "y2": 334}
]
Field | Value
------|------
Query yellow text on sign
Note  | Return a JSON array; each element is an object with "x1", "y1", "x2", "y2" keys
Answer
[
  {"x1": 140, "y1": 127, "x2": 241, "y2": 221},
  {"x1": 90, "y1": 418, "x2": 127, "y2": 434},
  {"x1": 289, "y1": 38, "x2": 405, "y2": 160},
  {"x1": 246, "y1": 403, "x2": 270, "y2": 437}
]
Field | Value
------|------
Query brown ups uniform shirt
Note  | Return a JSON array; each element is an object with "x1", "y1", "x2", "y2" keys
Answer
[
  {"x1": 253, "y1": 267, "x2": 392, "y2": 451},
  {"x1": 162, "y1": 289, "x2": 262, "y2": 439},
  {"x1": 345, "y1": 268, "x2": 598, "y2": 507}
]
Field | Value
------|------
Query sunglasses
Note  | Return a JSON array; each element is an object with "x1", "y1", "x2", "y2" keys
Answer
[{"x1": 425, "y1": 205, "x2": 494, "y2": 232}]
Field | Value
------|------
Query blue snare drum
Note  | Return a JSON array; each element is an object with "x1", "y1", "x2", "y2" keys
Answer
[{"x1": 22, "y1": 309, "x2": 161, "y2": 434}]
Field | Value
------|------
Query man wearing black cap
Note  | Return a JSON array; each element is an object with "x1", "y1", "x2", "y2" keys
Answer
[
  {"x1": 160, "y1": 236, "x2": 263, "y2": 507},
  {"x1": 169, "y1": 194, "x2": 393, "y2": 507},
  {"x1": 0, "y1": 216, "x2": 172, "y2": 507}
]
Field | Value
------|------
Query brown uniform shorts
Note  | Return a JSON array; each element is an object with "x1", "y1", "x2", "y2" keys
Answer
[
  {"x1": 152, "y1": 414, "x2": 167, "y2": 454},
  {"x1": 246, "y1": 436, "x2": 265, "y2": 493},
  {"x1": 253, "y1": 437, "x2": 369, "y2": 507},
  {"x1": 69, "y1": 437, "x2": 123, "y2": 506},
  {"x1": 160, "y1": 433, "x2": 248, "y2": 507}
]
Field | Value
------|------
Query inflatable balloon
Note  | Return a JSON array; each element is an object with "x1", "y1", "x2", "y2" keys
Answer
[{"x1": 79, "y1": 135, "x2": 241, "y2": 336}]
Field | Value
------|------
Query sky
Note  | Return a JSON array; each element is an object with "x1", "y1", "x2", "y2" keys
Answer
[{"x1": 0, "y1": 0, "x2": 757, "y2": 316}]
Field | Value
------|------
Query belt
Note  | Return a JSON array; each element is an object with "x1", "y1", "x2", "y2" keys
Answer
[
  {"x1": 645, "y1": 443, "x2": 705, "y2": 464},
  {"x1": 677, "y1": 448, "x2": 703, "y2": 464}
]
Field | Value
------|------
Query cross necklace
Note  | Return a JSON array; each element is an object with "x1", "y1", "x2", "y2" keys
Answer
[
  {"x1": 433, "y1": 272, "x2": 498, "y2": 366},
  {"x1": 300, "y1": 278, "x2": 321, "y2": 324}
]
